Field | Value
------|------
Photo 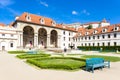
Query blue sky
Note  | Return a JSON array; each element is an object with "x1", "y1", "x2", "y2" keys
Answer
[{"x1": 0, "y1": 0, "x2": 120, "y2": 25}]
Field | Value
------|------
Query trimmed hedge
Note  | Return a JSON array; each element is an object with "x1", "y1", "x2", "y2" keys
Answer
[
  {"x1": 77, "y1": 46, "x2": 120, "y2": 52},
  {"x1": 8, "y1": 51, "x2": 26, "y2": 54},
  {"x1": 82, "y1": 55, "x2": 120, "y2": 62},
  {"x1": 27, "y1": 57, "x2": 86, "y2": 70},
  {"x1": 17, "y1": 54, "x2": 51, "y2": 59}
]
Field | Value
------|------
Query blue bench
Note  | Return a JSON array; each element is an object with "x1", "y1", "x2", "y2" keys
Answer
[
  {"x1": 27, "y1": 51, "x2": 37, "y2": 54},
  {"x1": 86, "y1": 58, "x2": 110, "y2": 73}
]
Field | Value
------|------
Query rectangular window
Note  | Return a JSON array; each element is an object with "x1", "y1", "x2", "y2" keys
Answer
[
  {"x1": 2, "y1": 34, "x2": 5, "y2": 36},
  {"x1": 81, "y1": 37, "x2": 83, "y2": 40},
  {"x1": 108, "y1": 34, "x2": 110, "y2": 38},
  {"x1": 73, "y1": 38, "x2": 75, "y2": 42},
  {"x1": 93, "y1": 43, "x2": 95, "y2": 46},
  {"x1": 64, "y1": 37, "x2": 65, "y2": 41},
  {"x1": 81, "y1": 43, "x2": 83, "y2": 46},
  {"x1": 63, "y1": 43, "x2": 65, "y2": 46},
  {"x1": 114, "y1": 33, "x2": 117, "y2": 38},
  {"x1": 114, "y1": 42, "x2": 117, "y2": 46},
  {"x1": 85, "y1": 43, "x2": 87, "y2": 46},
  {"x1": 69, "y1": 32, "x2": 70, "y2": 36},
  {"x1": 108, "y1": 42, "x2": 110, "y2": 46},
  {"x1": 78, "y1": 37, "x2": 80, "y2": 41},
  {"x1": 10, "y1": 43, "x2": 13, "y2": 47},
  {"x1": 89, "y1": 43, "x2": 91, "y2": 46},
  {"x1": 11, "y1": 34, "x2": 14, "y2": 37},
  {"x1": 98, "y1": 43, "x2": 100, "y2": 46},
  {"x1": 89, "y1": 36, "x2": 91, "y2": 40},
  {"x1": 76, "y1": 38, "x2": 77, "y2": 42},
  {"x1": 93, "y1": 36, "x2": 95, "y2": 39},
  {"x1": 102, "y1": 43, "x2": 105, "y2": 46},
  {"x1": 63, "y1": 31, "x2": 65, "y2": 35},
  {"x1": 69, "y1": 37, "x2": 70, "y2": 41},
  {"x1": 85, "y1": 37, "x2": 87, "y2": 40},
  {"x1": 97, "y1": 36, "x2": 99, "y2": 39},
  {"x1": 102, "y1": 35, "x2": 105, "y2": 39}
]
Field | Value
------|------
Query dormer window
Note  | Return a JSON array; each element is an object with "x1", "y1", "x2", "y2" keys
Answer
[
  {"x1": 79, "y1": 33, "x2": 81, "y2": 36},
  {"x1": 85, "y1": 32, "x2": 89, "y2": 35},
  {"x1": 63, "y1": 26, "x2": 66, "y2": 28},
  {"x1": 114, "y1": 26, "x2": 119, "y2": 31},
  {"x1": 52, "y1": 21, "x2": 56, "y2": 26},
  {"x1": 93, "y1": 30, "x2": 97, "y2": 34},
  {"x1": 102, "y1": 28, "x2": 107, "y2": 33},
  {"x1": 40, "y1": 18, "x2": 45, "y2": 24},
  {"x1": 26, "y1": 13, "x2": 31, "y2": 21}
]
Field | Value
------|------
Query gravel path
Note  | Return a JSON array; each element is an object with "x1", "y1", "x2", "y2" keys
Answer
[{"x1": 0, "y1": 51, "x2": 120, "y2": 80}]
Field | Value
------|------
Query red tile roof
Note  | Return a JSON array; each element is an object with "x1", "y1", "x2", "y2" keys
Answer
[
  {"x1": 0, "y1": 23, "x2": 5, "y2": 27},
  {"x1": 16, "y1": 12, "x2": 77, "y2": 32},
  {"x1": 76, "y1": 24, "x2": 120, "y2": 37}
]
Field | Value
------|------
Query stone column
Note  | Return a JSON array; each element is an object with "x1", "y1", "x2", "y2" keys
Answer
[
  {"x1": 20, "y1": 32, "x2": 23, "y2": 48},
  {"x1": 17, "y1": 31, "x2": 20, "y2": 47},
  {"x1": 34, "y1": 33, "x2": 38, "y2": 48},
  {"x1": 57, "y1": 35, "x2": 61, "y2": 48},
  {"x1": 17, "y1": 31, "x2": 23, "y2": 49},
  {"x1": 47, "y1": 34, "x2": 50, "y2": 48}
]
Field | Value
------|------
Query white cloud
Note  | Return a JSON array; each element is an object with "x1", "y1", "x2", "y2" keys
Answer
[
  {"x1": 81, "y1": 9, "x2": 90, "y2": 16},
  {"x1": 40, "y1": 1, "x2": 48, "y2": 7},
  {"x1": 0, "y1": 0, "x2": 14, "y2": 7},
  {"x1": 72, "y1": 11, "x2": 78, "y2": 15},
  {"x1": 7, "y1": 8, "x2": 21, "y2": 16}
]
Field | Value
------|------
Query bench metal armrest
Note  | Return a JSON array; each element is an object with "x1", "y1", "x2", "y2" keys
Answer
[{"x1": 104, "y1": 61, "x2": 110, "y2": 68}]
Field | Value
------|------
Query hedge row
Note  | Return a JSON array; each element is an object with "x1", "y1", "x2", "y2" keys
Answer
[
  {"x1": 77, "y1": 46, "x2": 120, "y2": 52},
  {"x1": 82, "y1": 55, "x2": 120, "y2": 62},
  {"x1": 27, "y1": 57, "x2": 86, "y2": 70},
  {"x1": 8, "y1": 51, "x2": 26, "y2": 54},
  {"x1": 17, "y1": 54, "x2": 51, "y2": 59}
]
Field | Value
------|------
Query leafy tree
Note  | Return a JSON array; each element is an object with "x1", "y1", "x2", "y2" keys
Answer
[{"x1": 86, "y1": 25, "x2": 93, "y2": 29}]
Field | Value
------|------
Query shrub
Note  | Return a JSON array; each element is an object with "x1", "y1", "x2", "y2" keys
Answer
[
  {"x1": 8, "y1": 51, "x2": 26, "y2": 54},
  {"x1": 17, "y1": 54, "x2": 51, "y2": 59},
  {"x1": 27, "y1": 57, "x2": 86, "y2": 70},
  {"x1": 77, "y1": 46, "x2": 120, "y2": 52},
  {"x1": 82, "y1": 55, "x2": 120, "y2": 62}
]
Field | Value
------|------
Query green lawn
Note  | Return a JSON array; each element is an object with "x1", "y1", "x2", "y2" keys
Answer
[
  {"x1": 17, "y1": 54, "x2": 51, "y2": 59},
  {"x1": 82, "y1": 55, "x2": 120, "y2": 62},
  {"x1": 27, "y1": 57, "x2": 85, "y2": 70}
]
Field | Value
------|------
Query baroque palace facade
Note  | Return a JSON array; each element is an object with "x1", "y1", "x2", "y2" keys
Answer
[{"x1": 0, "y1": 12, "x2": 120, "y2": 51}]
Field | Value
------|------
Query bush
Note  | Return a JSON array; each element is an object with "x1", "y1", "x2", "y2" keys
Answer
[
  {"x1": 77, "y1": 46, "x2": 120, "y2": 52},
  {"x1": 8, "y1": 51, "x2": 26, "y2": 54},
  {"x1": 27, "y1": 57, "x2": 86, "y2": 70},
  {"x1": 82, "y1": 55, "x2": 120, "y2": 62},
  {"x1": 17, "y1": 54, "x2": 51, "y2": 59}
]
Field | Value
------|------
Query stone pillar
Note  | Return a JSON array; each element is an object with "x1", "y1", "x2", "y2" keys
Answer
[
  {"x1": 17, "y1": 32, "x2": 20, "y2": 47},
  {"x1": 47, "y1": 34, "x2": 50, "y2": 48},
  {"x1": 34, "y1": 33, "x2": 38, "y2": 48},
  {"x1": 17, "y1": 31, "x2": 23, "y2": 49},
  {"x1": 20, "y1": 32, "x2": 23, "y2": 48},
  {"x1": 57, "y1": 35, "x2": 61, "y2": 48}
]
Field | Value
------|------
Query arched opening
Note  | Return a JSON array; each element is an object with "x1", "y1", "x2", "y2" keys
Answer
[
  {"x1": 38, "y1": 28, "x2": 47, "y2": 48},
  {"x1": 50, "y1": 30, "x2": 58, "y2": 47},
  {"x1": 23, "y1": 26, "x2": 34, "y2": 48}
]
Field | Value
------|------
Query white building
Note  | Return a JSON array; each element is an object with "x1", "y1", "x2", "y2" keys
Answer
[
  {"x1": 74, "y1": 24, "x2": 120, "y2": 47},
  {"x1": 80, "y1": 19, "x2": 110, "y2": 29},
  {"x1": 0, "y1": 12, "x2": 77, "y2": 51},
  {"x1": 0, "y1": 12, "x2": 119, "y2": 51},
  {"x1": 0, "y1": 24, "x2": 17, "y2": 51}
]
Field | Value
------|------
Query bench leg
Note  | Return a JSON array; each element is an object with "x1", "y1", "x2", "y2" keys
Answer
[
  {"x1": 108, "y1": 62, "x2": 110, "y2": 68},
  {"x1": 92, "y1": 67, "x2": 94, "y2": 73}
]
